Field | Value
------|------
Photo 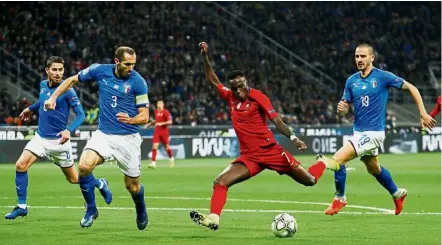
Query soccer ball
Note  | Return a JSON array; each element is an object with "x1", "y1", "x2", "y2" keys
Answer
[{"x1": 271, "y1": 213, "x2": 297, "y2": 238}]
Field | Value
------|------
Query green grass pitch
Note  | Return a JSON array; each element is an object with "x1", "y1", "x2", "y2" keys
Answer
[{"x1": 0, "y1": 153, "x2": 440, "y2": 245}]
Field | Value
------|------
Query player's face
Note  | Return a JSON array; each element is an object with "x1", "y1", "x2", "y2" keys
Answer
[
  {"x1": 45, "y1": 63, "x2": 64, "y2": 84},
  {"x1": 355, "y1": 47, "x2": 374, "y2": 71},
  {"x1": 115, "y1": 52, "x2": 136, "y2": 78},
  {"x1": 157, "y1": 101, "x2": 164, "y2": 110},
  {"x1": 229, "y1": 76, "x2": 248, "y2": 101}
]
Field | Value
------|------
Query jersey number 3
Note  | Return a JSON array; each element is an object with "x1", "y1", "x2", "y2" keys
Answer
[
  {"x1": 361, "y1": 95, "x2": 369, "y2": 107},
  {"x1": 111, "y1": 96, "x2": 118, "y2": 108}
]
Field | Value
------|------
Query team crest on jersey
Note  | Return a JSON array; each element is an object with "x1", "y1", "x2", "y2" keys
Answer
[
  {"x1": 124, "y1": 83, "x2": 131, "y2": 93},
  {"x1": 372, "y1": 79, "x2": 377, "y2": 88}
]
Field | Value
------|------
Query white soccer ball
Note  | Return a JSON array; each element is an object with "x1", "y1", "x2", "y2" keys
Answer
[{"x1": 271, "y1": 213, "x2": 297, "y2": 238}]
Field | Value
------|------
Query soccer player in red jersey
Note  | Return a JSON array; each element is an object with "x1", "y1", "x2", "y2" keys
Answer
[
  {"x1": 429, "y1": 95, "x2": 441, "y2": 118},
  {"x1": 145, "y1": 99, "x2": 174, "y2": 168},
  {"x1": 189, "y1": 42, "x2": 338, "y2": 231}
]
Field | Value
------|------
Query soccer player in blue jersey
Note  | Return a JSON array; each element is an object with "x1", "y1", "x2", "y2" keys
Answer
[
  {"x1": 4, "y1": 56, "x2": 112, "y2": 220},
  {"x1": 317, "y1": 44, "x2": 436, "y2": 215},
  {"x1": 44, "y1": 47, "x2": 150, "y2": 230}
]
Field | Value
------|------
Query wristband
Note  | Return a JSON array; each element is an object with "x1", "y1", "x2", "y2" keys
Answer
[{"x1": 290, "y1": 135, "x2": 298, "y2": 141}]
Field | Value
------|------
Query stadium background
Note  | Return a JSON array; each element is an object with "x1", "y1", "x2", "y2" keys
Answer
[{"x1": 0, "y1": 2, "x2": 440, "y2": 245}]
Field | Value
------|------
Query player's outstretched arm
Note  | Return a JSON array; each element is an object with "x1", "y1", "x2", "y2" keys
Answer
[
  {"x1": 199, "y1": 42, "x2": 221, "y2": 88},
  {"x1": 402, "y1": 81, "x2": 437, "y2": 130},
  {"x1": 44, "y1": 75, "x2": 80, "y2": 110},
  {"x1": 271, "y1": 115, "x2": 307, "y2": 152}
]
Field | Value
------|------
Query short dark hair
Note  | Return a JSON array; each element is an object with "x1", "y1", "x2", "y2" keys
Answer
[
  {"x1": 115, "y1": 46, "x2": 136, "y2": 61},
  {"x1": 357, "y1": 43, "x2": 374, "y2": 55},
  {"x1": 157, "y1": 98, "x2": 164, "y2": 103},
  {"x1": 46, "y1": 56, "x2": 64, "y2": 68},
  {"x1": 227, "y1": 70, "x2": 244, "y2": 81}
]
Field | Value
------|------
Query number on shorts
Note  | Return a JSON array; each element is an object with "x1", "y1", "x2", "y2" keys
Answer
[
  {"x1": 111, "y1": 96, "x2": 118, "y2": 108},
  {"x1": 359, "y1": 135, "x2": 370, "y2": 146},
  {"x1": 66, "y1": 151, "x2": 71, "y2": 159},
  {"x1": 361, "y1": 95, "x2": 369, "y2": 107}
]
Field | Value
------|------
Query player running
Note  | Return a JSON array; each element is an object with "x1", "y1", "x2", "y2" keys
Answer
[
  {"x1": 44, "y1": 47, "x2": 150, "y2": 230},
  {"x1": 5, "y1": 56, "x2": 112, "y2": 220},
  {"x1": 144, "y1": 99, "x2": 174, "y2": 168},
  {"x1": 189, "y1": 42, "x2": 337, "y2": 231},
  {"x1": 320, "y1": 43, "x2": 436, "y2": 216}
]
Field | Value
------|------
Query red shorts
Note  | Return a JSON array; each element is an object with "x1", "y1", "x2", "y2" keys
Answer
[
  {"x1": 233, "y1": 144, "x2": 300, "y2": 177},
  {"x1": 153, "y1": 130, "x2": 169, "y2": 144}
]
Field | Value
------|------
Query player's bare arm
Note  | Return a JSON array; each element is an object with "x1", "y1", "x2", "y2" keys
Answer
[
  {"x1": 156, "y1": 120, "x2": 172, "y2": 127},
  {"x1": 401, "y1": 81, "x2": 437, "y2": 130},
  {"x1": 337, "y1": 100, "x2": 350, "y2": 116},
  {"x1": 44, "y1": 75, "x2": 80, "y2": 110},
  {"x1": 144, "y1": 120, "x2": 155, "y2": 128},
  {"x1": 117, "y1": 107, "x2": 149, "y2": 125},
  {"x1": 199, "y1": 42, "x2": 221, "y2": 88},
  {"x1": 271, "y1": 115, "x2": 307, "y2": 152}
]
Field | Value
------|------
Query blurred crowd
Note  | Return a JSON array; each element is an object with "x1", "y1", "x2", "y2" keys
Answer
[{"x1": 0, "y1": 2, "x2": 439, "y2": 126}]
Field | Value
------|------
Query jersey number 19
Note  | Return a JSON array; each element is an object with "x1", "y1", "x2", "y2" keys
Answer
[{"x1": 361, "y1": 95, "x2": 369, "y2": 107}]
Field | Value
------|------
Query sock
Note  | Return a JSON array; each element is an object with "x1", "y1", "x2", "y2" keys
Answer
[
  {"x1": 334, "y1": 165, "x2": 347, "y2": 197},
  {"x1": 16, "y1": 171, "x2": 28, "y2": 208},
  {"x1": 152, "y1": 149, "x2": 157, "y2": 162},
  {"x1": 79, "y1": 173, "x2": 97, "y2": 208},
  {"x1": 166, "y1": 149, "x2": 173, "y2": 158},
  {"x1": 94, "y1": 178, "x2": 103, "y2": 189},
  {"x1": 374, "y1": 166, "x2": 398, "y2": 195},
  {"x1": 210, "y1": 184, "x2": 228, "y2": 216},
  {"x1": 131, "y1": 185, "x2": 146, "y2": 214},
  {"x1": 307, "y1": 161, "x2": 327, "y2": 182}
]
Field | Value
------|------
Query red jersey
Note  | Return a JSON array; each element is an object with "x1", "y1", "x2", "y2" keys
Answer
[
  {"x1": 430, "y1": 96, "x2": 441, "y2": 118},
  {"x1": 216, "y1": 83, "x2": 278, "y2": 154},
  {"x1": 154, "y1": 109, "x2": 172, "y2": 131}
]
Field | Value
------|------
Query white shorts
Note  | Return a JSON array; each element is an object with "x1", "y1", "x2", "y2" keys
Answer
[
  {"x1": 349, "y1": 131, "x2": 385, "y2": 157},
  {"x1": 24, "y1": 132, "x2": 74, "y2": 167},
  {"x1": 84, "y1": 130, "x2": 143, "y2": 177}
]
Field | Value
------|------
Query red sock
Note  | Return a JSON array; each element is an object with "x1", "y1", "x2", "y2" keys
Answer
[
  {"x1": 167, "y1": 148, "x2": 173, "y2": 158},
  {"x1": 307, "y1": 161, "x2": 326, "y2": 182},
  {"x1": 152, "y1": 149, "x2": 157, "y2": 161},
  {"x1": 210, "y1": 184, "x2": 228, "y2": 216}
]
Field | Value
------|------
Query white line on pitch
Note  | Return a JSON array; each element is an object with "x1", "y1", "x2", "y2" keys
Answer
[{"x1": 0, "y1": 205, "x2": 440, "y2": 216}]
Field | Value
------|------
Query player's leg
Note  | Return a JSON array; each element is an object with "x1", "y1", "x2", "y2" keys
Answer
[
  {"x1": 361, "y1": 155, "x2": 407, "y2": 215},
  {"x1": 113, "y1": 133, "x2": 147, "y2": 230},
  {"x1": 78, "y1": 149, "x2": 104, "y2": 227},
  {"x1": 124, "y1": 175, "x2": 147, "y2": 230},
  {"x1": 322, "y1": 141, "x2": 358, "y2": 215},
  {"x1": 164, "y1": 132, "x2": 174, "y2": 167},
  {"x1": 4, "y1": 150, "x2": 39, "y2": 220},
  {"x1": 149, "y1": 142, "x2": 160, "y2": 169},
  {"x1": 191, "y1": 158, "x2": 261, "y2": 231}
]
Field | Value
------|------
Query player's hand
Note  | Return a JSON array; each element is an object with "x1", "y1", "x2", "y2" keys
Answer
[
  {"x1": 19, "y1": 108, "x2": 33, "y2": 122},
  {"x1": 144, "y1": 123, "x2": 151, "y2": 129},
  {"x1": 44, "y1": 98, "x2": 56, "y2": 110},
  {"x1": 420, "y1": 113, "x2": 437, "y2": 131},
  {"x1": 155, "y1": 122, "x2": 162, "y2": 127},
  {"x1": 57, "y1": 129, "x2": 70, "y2": 145},
  {"x1": 293, "y1": 138, "x2": 307, "y2": 152},
  {"x1": 337, "y1": 100, "x2": 349, "y2": 116},
  {"x1": 199, "y1": 42, "x2": 208, "y2": 56},
  {"x1": 116, "y1": 112, "x2": 132, "y2": 124}
]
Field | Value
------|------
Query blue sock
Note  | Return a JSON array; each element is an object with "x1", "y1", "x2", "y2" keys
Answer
[
  {"x1": 131, "y1": 185, "x2": 146, "y2": 214},
  {"x1": 94, "y1": 178, "x2": 101, "y2": 189},
  {"x1": 16, "y1": 171, "x2": 28, "y2": 205},
  {"x1": 79, "y1": 173, "x2": 97, "y2": 207},
  {"x1": 334, "y1": 165, "x2": 347, "y2": 197},
  {"x1": 374, "y1": 166, "x2": 398, "y2": 195}
]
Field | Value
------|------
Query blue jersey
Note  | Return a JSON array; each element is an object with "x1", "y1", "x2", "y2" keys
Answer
[
  {"x1": 78, "y1": 64, "x2": 149, "y2": 135},
  {"x1": 36, "y1": 80, "x2": 83, "y2": 138},
  {"x1": 342, "y1": 67, "x2": 404, "y2": 132}
]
